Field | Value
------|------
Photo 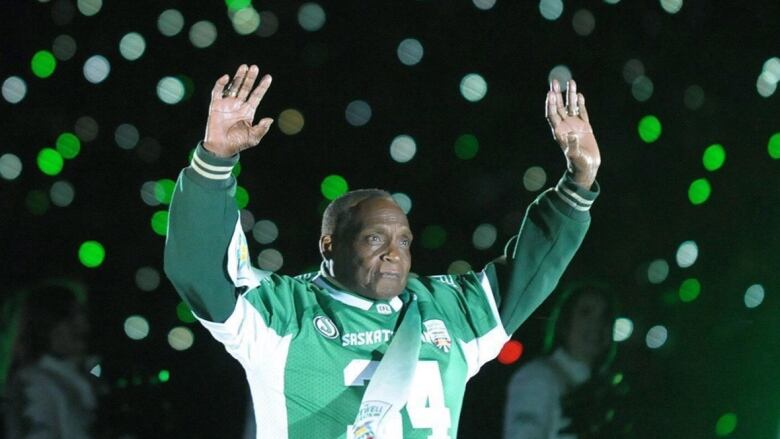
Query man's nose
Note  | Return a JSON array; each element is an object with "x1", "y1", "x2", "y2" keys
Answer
[{"x1": 381, "y1": 243, "x2": 401, "y2": 262}]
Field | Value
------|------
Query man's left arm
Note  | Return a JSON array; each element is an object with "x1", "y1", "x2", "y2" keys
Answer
[{"x1": 488, "y1": 79, "x2": 601, "y2": 335}]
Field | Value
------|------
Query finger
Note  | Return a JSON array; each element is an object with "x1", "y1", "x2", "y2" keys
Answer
[
  {"x1": 545, "y1": 91, "x2": 562, "y2": 130},
  {"x1": 246, "y1": 118, "x2": 274, "y2": 147},
  {"x1": 211, "y1": 74, "x2": 230, "y2": 102},
  {"x1": 238, "y1": 65, "x2": 259, "y2": 101},
  {"x1": 228, "y1": 64, "x2": 248, "y2": 97},
  {"x1": 566, "y1": 80, "x2": 578, "y2": 116},
  {"x1": 247, "y1": 74, "x2": 273, "y2": 110},
  {"x1": 553, "y1": 79, "x2": 567, "y2": 120},
  {"x1": 577, "y1": 93, "x2": 589, "y2": 123}
]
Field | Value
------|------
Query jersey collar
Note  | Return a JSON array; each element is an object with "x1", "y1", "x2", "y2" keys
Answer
[{"x1": 314, "y1": 264, "x2": 403, "y2": 312}]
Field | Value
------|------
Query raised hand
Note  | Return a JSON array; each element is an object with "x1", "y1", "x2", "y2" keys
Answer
[
  {"x1": 545, "y1": 79, "x2": 601, "y2": 189},
  {"x1": 203, "y1": 64, "x2": 274, "y2": 158}
]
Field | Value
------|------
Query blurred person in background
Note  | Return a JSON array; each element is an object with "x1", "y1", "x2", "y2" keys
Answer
[{"x1": 503, "y1": 282, "x2": 631, "y2": 439}]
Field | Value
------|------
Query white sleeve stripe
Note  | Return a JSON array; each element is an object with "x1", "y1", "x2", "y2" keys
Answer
[
  {"x1": 560, "y1": 185, "x2": 593, "y2": 206},
  {"x1": 478, "y1": 270, "x2": 506, "y2": 333},
  {"x1": 554, "y1": 188, "x2": 591, "y2": 211},
  {"x1": 191, "y1": 159, "x2": 232, "y2": 180},
  {"x1": 192, "y1": 152, "x2": 234, "y2": 173}
]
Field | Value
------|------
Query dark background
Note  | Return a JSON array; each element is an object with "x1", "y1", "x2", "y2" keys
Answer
[{"x1": 1, "y1": 0, "x2": 779, "y2": 437}]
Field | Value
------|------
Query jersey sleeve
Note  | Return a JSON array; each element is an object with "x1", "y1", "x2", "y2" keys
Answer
[
  {"x1": 163, "y1": 143, "x2": 296, "y2": 367},
  {"x1": 487, "y1": 172, "x2": 599, "y2": 335}
]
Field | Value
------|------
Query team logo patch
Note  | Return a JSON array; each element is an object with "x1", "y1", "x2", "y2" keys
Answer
[
  {"x1": 376, "y1": 303, "x2": 392, "y2": 315},
  {"x1": 423, "y1": 319, "x2": 452, "y2": 353},
  {"x1": 313, "y1": 316, "x2": 339, "y2": 339}
]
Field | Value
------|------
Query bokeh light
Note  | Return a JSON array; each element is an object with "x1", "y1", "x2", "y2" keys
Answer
[
  {"x1": 678, "y1": 278, "x2": 701, "y2": 303},
  {"x1": 472, "y1": 0, "x2": 497, "y2": 10},
  {"x1": 235, "y1": 186, "x2": 250, "y2": 209},
  {"x1": 50, "y1": 180, "x2": 75, "y2": 207},
  {"x1": 768, "y1": 132, "x2": 780, "y2": 159},
  {"x1": 83, "y1": 55, "x2": 111, "y2": 84},
  {"x1": 345, "y1": 100, "x2": 372, "y2": 126},
  {"x1": 240, "y1": 209, "x2": 255, "y2": 232},
  {"x1": 631, "y1": 76, "x2": 654, "y2": 102},
  {"x1": 252, "y1": 219, "x2": 279, "y2": 244},
  {"x1": 638, "y1": 115, "x2": 662, "y2": 143},
  {"x1": 472, "y1": 224, "x2": 497, "y2": 250},
  {"x1": 743, "y1": 284, "x2": 765, "y2": 308},
  {"x1": 460, "y1": 74, "x2": 487, "y2": 102},
  {"x1": 622, "y1": 59, "x2": 645, "y2": 84},
  {"x1": 124, "y1": 315, "x2": 149, "y2": 340},
  {"x1": 158, "y1": 369, "x2": 170, "y2": 383},
  {"x1": 154, "y1": 179, "x2": 175, "y2": 205},
  {"x1": 176, "y1": 301, "x2": 197, "y2": 323},
  {"x1": 715, "y1": 412, "x2": 737, "y2": 436},
  {"x1": 157, "y1": 76, "x2": 185, "y2": 104},
  {"x1": 647, "y1": 259, "x2": 669, "y2": 284},
  {"x1": 702, "y1": 144, "x2": 726, "y2": 171},
  {"x1": 523, "y1": 166, "x2": 547, "y2": 191},
  {"x1": 613, "y1": 317, "x2": 634, "y2": 342},
  {"x1": 497, "y1": 340, "x2": 524, "y2": 365},
  {"x1": 688, "y1": 178, "x2": 711, "y2": 205},
  {"x1": 257, "y1": 11, "x2": 279, "y2": 37},
  {"x1": 321, "y1": 174, "x2": 348, "y2": 200},
  {"x1": 278, "y1": 109, "x2": 305, "y2": 135},
  {"x1": 397, "y1": 38, "x2": 424, "y2": 66},
  {"x1": 645, "y1": 325, "x2": 668, "y2": 349},
  {"x1": 37, "y1": 148, "x2": 64, "y2": 176},
  {"x1": 659, "y1": 0, "x2": 683, "y2": 14},
  {"x1": 52, "y1": 34, "x2": 77, "y2": 61},
  {"x1": 421, "y1": 225, "x2": 447, "y2": 249},
  {"x1": 454, "y1": 134, "x2": 479, "y2": 160},
  {"x1": 539, "y1": 0, "x2": 564, "y2": 20},
  {"x1": 0, "y1": 154, "x2": 23, "y2": 180},
  {"x1": 31, "y1": 50, "x2": 57, "y2": 78},
  {"x1": 79, "y1": 240, "x2": 105, "y2": 268},
  {"x1": 189, "y1": 21, "x2": 218, "y2": 48},
  {"x1": 257, "y1": 248, "x2": 284, "y2": 272},
  {"x1": 119, "y1": 32, "x2": 146, "y2": 61},
  {"x1": 56, "y1": 132, "x2": 81, "y2": 159},
  {"x1": 390, "y1": 135, "x2": 417, "y2": 163},
  {"x1": 572, "y1": 9, "x2": 596, "y2": 36},
  {"x1": 135, "y1": 266, "x2": 161, "y2": 292},
  {"x1": 756, "y1": 72, "x2": 777, "y2": 98},
  {"x1": 298, "y1": 3, "x2": 326, "y2": 31},
  {"x1": 684, "y1": 84, "x2": 705, "y2": 110},
  {"x1": 168, "y1": 326, "x2": 195, "y2": 351},
  {"x1": 448, "y1": 260, "x2": 472, "y2": 275},
  {"x1": 548, "y1": 65, "x2": 573, "y2": 89},
  {"x1": 225, "y1": 0, "x2": 251, "y2": 10},
  {"x1": 158, "y1": 9, "x2": 185, "y2": 36},
  {"x1": 151, "y1": 211, "x2": 169, "y2": 236},
  {"x1": 2, "y1": 76, "x2": 27, "y2": 104},
  {"x1": 115, "y1": 123, "x2": 140, "y2": 149},
  {"x1": 77, "y1": 0, "x2": 102, "y2": 16},
  {"x1": 392, "y1": 192, "x2": 412, "y2": 214},
  {"x1": 140, "y1": 181, "x2": 160, "y2": 206},
  {"x1": 75, "y1": 116, "x2": 99, "y2": 142},
  {"x1": 675, "y1": 240, "x2": 698, "y2": 268},
  {"x1": 232, "y1": 7, "x2": 261, "y2": 35}
]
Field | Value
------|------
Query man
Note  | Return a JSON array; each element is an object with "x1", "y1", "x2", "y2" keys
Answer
[
  {"x1": 164, "y1": 64, "x2": 601, "y2": 438},
  {"x1": 503, "y1": 284, "x2": 620, "y2": 439}
]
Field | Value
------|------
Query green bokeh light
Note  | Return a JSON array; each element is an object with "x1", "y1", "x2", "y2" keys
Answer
[
  {"x1": 702, "y1": 144, "x2": 725, "y2": 171},
  {"x1": 56, "y1": 133, "x2": 81, "y2": 159},
  {"x1": 454, "y1": 134, "x2": 479, "y2": 160},
  {"x1": 715, "y1": 412, "x2": 737, "y2": 436},
  {"x1": 31, "y1": 50, "x2": 57, "y2": 78},
  {"x1": 154, "y1": 179, "x2": 175, "y2": 205},
  {"x1": 225, "y1": 0, "x2": 251, "y2": 10},
  {"x1": 232, "y1": 161, "x2": 242, "y2": 177},
  {"x1": 26, "y1": 190, "x2": 49, "y2": 215},
  {"x1": 79, "y1": 240, "x2": 105, "y2": 268},
  {"x1": 151, "y1": 210, "x2": 169, "y2": 236},
  {"x1": 235, "y1": 186, "x2": 249, "y2": 209},
  {"x1": 679, "y1": 278, "x2": 701, "y2": 302},
  {"x1": 421, "y1": 225, "x2": 447, "y2": 249},
  {"x1": 638, "y1": 115, "x2": 662, "y2": 143},
  {"x1": 321, "y1": 175, "x2": 348, "y2": 200},
  {"x1": 176, "y1": 301, "x2": 197, "y2": 323},
  {"x1": 768, "y1": 132, "x2": 780, "y2": 159},
  {"x1": 611, "y1": 372, "x2": 624, "y2": 386},
  {"x1": 37, "y1": 148, "x2": 64, "y2": 176},
  {"x1": 158, "y1": 369, "x2": 170, "y2": 383},
  {"x1": 688, "y1": 178, "x2": 711, "y2": 205}
]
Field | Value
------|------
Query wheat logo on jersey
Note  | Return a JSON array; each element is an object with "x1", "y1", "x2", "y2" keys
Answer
[
  {"x1": 423, "y1": 319, "x2": 451, "y2": 352},
  {"x1": 313, "y1": 316, "x2": 339, "y2": 339}
]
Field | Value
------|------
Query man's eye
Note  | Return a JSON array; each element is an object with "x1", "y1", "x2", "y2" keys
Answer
[
  {"x1": 367, "y1": 235, "x2": 382, "y2": 243},
  {"x1": 400, "y1": 239, "x2": 410, "y2": 247}
]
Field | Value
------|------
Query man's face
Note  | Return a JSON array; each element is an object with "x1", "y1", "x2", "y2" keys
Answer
[
  {"x1": 564, "y1": 292, "x2": 611, "y2": 365},
  {"x1": 328, "y1": 197, "x2": 413, "y2": 300}
]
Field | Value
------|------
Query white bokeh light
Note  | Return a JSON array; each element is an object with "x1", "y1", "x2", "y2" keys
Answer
[
  {"x1": 157, "y1": 76, "x2": 185, "y2": 104},
  {"x1": 83, "y1": 55, "x2": 111, "y2": 84},
  {"x1": 389, "y1": 135, "x2": 417, "y2": 163},
  {"x1": 646, "y1": 325, "x2": 668, "y2": 349},
  {"x1": 2, "y1": 76, "x2": 27, "y2": 104},
  {"x1": 460, "y1": 73, "x2": 487, "y2": 102},
  {"x1": 397, "y1": 38, "x2": 424, "y2": 66}
]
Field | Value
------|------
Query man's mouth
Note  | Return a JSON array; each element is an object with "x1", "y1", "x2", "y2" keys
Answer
[{"x1": 378, "y1": 272, "x2": 401, "y2": 279}]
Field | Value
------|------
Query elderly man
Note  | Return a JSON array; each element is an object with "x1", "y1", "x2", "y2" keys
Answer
[{"x1": 164, "y1": 64, "x2": 601, "y2": 439}]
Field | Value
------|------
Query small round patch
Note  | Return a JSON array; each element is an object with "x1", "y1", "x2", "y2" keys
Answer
[{"x1": 313, "y1": 315, "x2": 339, "y2": 339}]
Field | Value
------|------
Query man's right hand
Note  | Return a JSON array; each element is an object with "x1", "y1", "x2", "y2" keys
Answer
[{"x1": 203, "y1": 64, "x2": 273, "y2": 158}]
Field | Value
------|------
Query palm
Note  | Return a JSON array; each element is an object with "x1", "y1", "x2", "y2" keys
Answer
[
  {"x1": 546, "y1": 79, "x2": 601, "y2": 188},
  {"x1": 203, "y1": 65, "x2": 273, "y2": 157}
]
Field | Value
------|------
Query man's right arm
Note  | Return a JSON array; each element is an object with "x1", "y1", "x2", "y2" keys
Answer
[{"x1": 163, "y1": 143, "x2": 242, "y2": 323}]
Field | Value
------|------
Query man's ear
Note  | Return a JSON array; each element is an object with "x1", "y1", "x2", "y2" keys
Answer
[{"x1": 319, "y1": 235, "x2": 334, "y2": 260}]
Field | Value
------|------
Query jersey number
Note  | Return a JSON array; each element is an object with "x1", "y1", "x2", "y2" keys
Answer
[{"x1": 343, "y1": 359, "x2": 451, "y2": 439}]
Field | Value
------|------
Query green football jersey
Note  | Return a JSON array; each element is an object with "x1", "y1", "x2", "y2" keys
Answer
[{"x1": 164, "y1": 143, "x2": 597, "y2": 439}]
